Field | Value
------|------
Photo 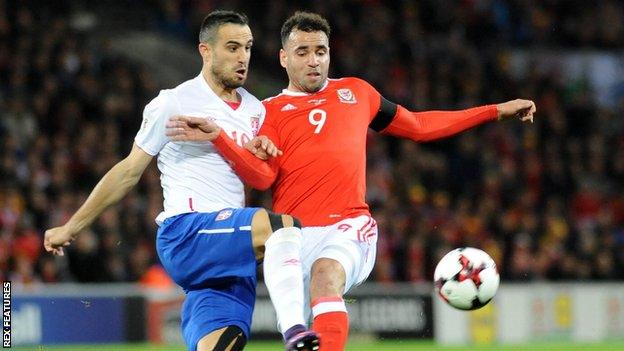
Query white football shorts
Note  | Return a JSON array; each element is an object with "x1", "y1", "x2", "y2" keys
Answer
[{"x1": 300, "y1": 215, "x2": 378, "y2": 319}]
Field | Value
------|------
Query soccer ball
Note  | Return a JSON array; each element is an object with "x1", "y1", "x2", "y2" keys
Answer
[{"x1": 434, "y1": 247, "x2": 500, "y2": 310}]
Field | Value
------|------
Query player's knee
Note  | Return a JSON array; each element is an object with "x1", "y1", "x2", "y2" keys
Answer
[
  {"x1": 285, "y1": 214, "x2": 302, "y2": 229},
  {"x1": 251, "y1": 209, "x2": 272, "y2": 246},
  {"x1": 263, "y1": 212, "x2": 302, "y2": 249},
  {"x1": 213, "y1": 325, "x2": 247, "y2": 351},
  {"x1": 312, "y1": 258, "x2": 344, "y2": 275},
  {"x1": 251, "y1": 210, "x2": 303, "y2": 259},
  {"x1": 252, "y1": 210, "x2": 303, "y2": 256}
]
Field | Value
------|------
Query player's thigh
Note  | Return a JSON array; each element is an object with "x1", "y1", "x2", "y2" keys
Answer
[
  {"x1": 156, "y1": 210, "x2": 258, "y2": 290},
  {"x1": 250, "y1": 208, "x2": 299, "y2": 259},
  {"x1": 197, "y1": 326, "x2": 246, "y2": 351}
]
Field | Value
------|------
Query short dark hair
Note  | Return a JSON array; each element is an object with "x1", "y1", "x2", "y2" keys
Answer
[
  {"x1": 280, "y1": 11, "x2": 331, "y2": 48},
  {"x1": 199, "y1": 10, "x2": 249, "y2": 43}
]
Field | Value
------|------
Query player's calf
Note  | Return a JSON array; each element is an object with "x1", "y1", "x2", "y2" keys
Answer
[
  {"x1": 310, "y1": 259, "x2": 349, "y2": 351},
  {"x1": 256, "y1": 211, "x2": 315, "y2": 349},
  {"x1": 309, "y1": 258, "x2": 345, "y2": 299}
]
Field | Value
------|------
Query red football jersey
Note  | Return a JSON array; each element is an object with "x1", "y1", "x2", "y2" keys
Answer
[
  {"x1": 261, "y1": 78, "x2": 381, "y2": 226},
  {"x1": 213, "y1": 77, "x2": 497, "y2": 227}
]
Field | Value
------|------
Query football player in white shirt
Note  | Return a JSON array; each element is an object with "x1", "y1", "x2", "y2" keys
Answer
[{"x1": 44, "y1": 10, "x2": 318, "y2": 351}]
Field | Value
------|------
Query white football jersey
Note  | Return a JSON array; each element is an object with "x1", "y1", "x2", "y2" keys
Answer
[{"x1": 135, "y1": 73, "x2": 265, "y2": 224}]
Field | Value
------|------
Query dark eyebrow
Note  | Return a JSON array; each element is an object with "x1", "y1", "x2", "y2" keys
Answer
[
  {"x1": 226, "y1": 39, "x2": 253, "y2": 46},
  {"x1": 295, "y1": 44, "x2": 327, "y2": 51}
]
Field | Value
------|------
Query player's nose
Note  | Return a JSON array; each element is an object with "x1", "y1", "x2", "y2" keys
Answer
[
  {"x1": 237, "y1": 50, "x2": 249, "y2": 64},
  {"x1": 306, "y1": 54, "x2": 320, "y2": 67}
]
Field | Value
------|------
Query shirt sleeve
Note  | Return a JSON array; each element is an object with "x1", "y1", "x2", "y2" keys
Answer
[
  {"x1": 357, "y1": 78, "x2": 400, "y2": 130},
  {"x1": 134, "y1": 90, "x2": 178, "y2": 155},
  {"x1": 358, "y1": 77, "x2": 498, "y2": 140},
  {"x1": 358, "y1": 78, "x2": 385, "y2": 123},
  {"x1": 381, "y1": 104, "x2": 498, "y2": 141},
  {"x1": 212, "y1": 130, "x2": 278, "y2": 190},
  {"x1": 259, "y1": 102, "x2": 280, "y2": 148}
]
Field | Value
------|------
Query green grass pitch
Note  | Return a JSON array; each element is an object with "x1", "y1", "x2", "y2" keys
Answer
[{"x1": 12, "y1": 340, "x2": 624, "y2": 351}]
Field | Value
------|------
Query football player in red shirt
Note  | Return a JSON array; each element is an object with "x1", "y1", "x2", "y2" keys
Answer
[{"x1": 167, "y1": 11, "x2": 535, "y2": 351}]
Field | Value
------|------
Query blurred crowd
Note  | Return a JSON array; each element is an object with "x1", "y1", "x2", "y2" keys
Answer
[{"x1": 1, "y1": 0, "x2": 623, "y2": 286}]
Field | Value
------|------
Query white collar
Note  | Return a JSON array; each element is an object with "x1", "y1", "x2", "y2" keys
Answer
[{"x1": 196, "y1": 73, "x2": 246, "y2": 110}]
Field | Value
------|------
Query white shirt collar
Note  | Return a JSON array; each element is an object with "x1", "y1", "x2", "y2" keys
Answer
[{"x1": 196, "y1": 73, "x2": 246, "y2": 110}]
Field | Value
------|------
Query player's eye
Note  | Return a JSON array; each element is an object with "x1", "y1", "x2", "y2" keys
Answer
[{"x1": 228, "y1": 46, "x2": 238, "y2": 52}]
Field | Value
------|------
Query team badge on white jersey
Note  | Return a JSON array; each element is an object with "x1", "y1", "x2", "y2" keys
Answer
[{"x1": 337, "y1": 88, "x2": 356, "y2": 104}]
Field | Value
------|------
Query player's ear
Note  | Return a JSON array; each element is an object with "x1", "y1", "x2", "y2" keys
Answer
[
  {"x1": 198, "y1": 42, "x2": 212, "y2": 63},
  {"x1": 279, "y1": 48, "x2": 287, "y2": 68}
]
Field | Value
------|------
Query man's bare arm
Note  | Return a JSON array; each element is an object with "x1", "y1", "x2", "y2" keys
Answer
[{"x1": 44, "y1": 143, "x2": 153, "y2": 255}]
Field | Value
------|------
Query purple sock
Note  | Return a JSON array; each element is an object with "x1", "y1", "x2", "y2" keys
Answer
[{"x1": 283, "y1": 324, "x2": 307, "y2": 341}]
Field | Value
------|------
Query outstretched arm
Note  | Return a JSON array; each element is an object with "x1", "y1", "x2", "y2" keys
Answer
[
  {"x1": 166, "y1": 116, "x2": 279, "y2": 190},
  {"x1": 371, "y1": 97, "x2": 536, "y2": 142},
  {"x1": 212, "y1": 130, "x2": 279, "y2": 190},
  {"x1": 44, "y1": 144, "x2": 153, "y2": 256}
]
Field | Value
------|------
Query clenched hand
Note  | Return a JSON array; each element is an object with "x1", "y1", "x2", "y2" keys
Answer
[{"x1": 496, "y1": 99, "x2": 536, "y2": 123}]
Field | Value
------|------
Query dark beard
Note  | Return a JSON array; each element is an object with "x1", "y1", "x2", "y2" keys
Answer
[
  {"x1": 303, "y1": 81, "x2": 324, "y2": 93},
  {"x1": 221, "y1": 76, "x2": 243, "y2": 89},
  {"x1": 211, "y1": 66, "x2": 244, "y2": 89},
  {"x1": 305, "y1": 85, "x2": 323, "y2": 93}
]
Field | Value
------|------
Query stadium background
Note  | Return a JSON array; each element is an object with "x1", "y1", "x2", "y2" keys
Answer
[{"x1": 1, "y1": 0, "x2": 624, "y2": 350}]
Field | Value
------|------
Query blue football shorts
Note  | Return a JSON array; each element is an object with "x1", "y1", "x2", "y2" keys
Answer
[{"x1": 156, "y1": 208, "x2": 260, "y2": 351}]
